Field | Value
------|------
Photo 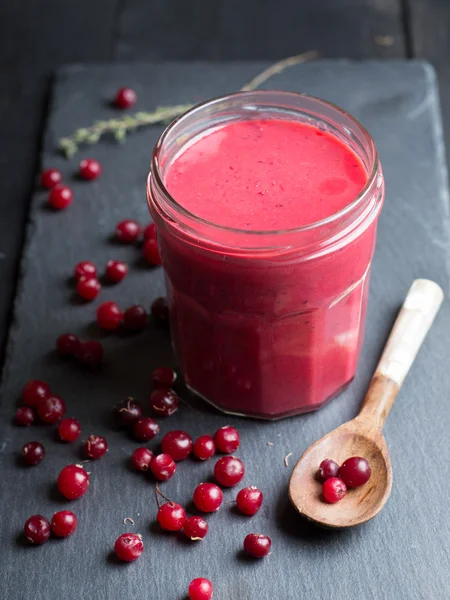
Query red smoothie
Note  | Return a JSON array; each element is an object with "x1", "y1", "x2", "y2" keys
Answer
[{"x1": 148, "y1": 92, "x2": 384, "y2": 419}]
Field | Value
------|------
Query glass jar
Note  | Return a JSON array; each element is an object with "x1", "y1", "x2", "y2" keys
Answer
[{"x1": 147, "y1": 91, "x2": 384, "y2": 419}]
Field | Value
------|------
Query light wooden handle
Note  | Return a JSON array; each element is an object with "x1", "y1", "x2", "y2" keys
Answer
[{"x1": 359, "y1": 279, "x2": 444, "y2": 428}]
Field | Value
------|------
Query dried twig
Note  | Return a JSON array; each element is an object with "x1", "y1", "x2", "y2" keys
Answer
[
  {"x1": 284, "y1": 452, "x2": 293, "y2": 467},
  {"x1": 240, "y1": 51, "x2": 319, "y2": 91}
]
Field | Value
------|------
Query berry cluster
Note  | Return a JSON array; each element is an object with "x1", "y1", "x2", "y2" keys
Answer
[{"x1": 317, "y1": 456, "x2": 372, "y2": 503}]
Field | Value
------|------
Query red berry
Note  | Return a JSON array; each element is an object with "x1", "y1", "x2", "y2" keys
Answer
[
  {"x1": 133, "y1": 417, "x2": 160, "y2": 442},
  {"x1": 214, "y1": 456, "x2": 245, "y2": 487},
  {"x1": 57, "y1": 464, "x2": 89, "y2": 500},
  {"x1": 21, "y1": 441, "x2": 45, "y2": 466},
  {"x1": 76, "y1": 340, "x2": 104, "y2": 367},
  {"x1": 193, "y1": 435, "x2": 216, "y2": 461},
  {"x1": 115, "y1": 533, "x2": 143, "y2": 562},
  {"x1": 22, "y1": 379, "x2": 50, "y2": 407},
  {"x1": 15, "y1": 406, "x2": 35, "y2": 426},
  {"x1": 157, "y1": 502, "x2": 186, "y2": 531},
  {"x1": 143, "y1": 223, "x2": 157, "y2": 240},
  {"x1": 105, "y1": 260, "x2": 128, "y2": 283},
  {"x1": 151, "y1": 366, "x2": 177, "y2": 389},
  {"x1": 76, "y1": 276, "x2": 101, "y2": 301},
  {"x1": 149, "y1": 389, "x2": 179, "y2": 417},
  {"x1": 79, "y1": 158, "x2": 102, "y2": 180},
  {"x1": 51, "y1": 510, "x2": 77, "y2": 537},
  {"x1": 115, "y1": 87, "x2": 137, "y2": 109},
  {"x1": 150, "y1": 453, "x2": 176, "y2": 481},
  {"x1": 58, "y1": 418, "x2": 81, "y2": 442},
  {"x1": 74, "y1": 261, "x2": 97, "y2": 281},
  {"x1": 36, "y1": 395, "x2": 66, "y2": 424},
  {"x1": 339, "y1": 457, "x2": 371, "y2": 488},
  {"x1": 24, "y1": 515, "x2": 51, "y2": 545},
  {"x1": 131, "y1": 447, "x2": 154, "y2": 472},
  {"x1": 84, "y1": 435, "x2": 108, "y2": 459},
  {"x1": 49, "y1": 184, "x2": 73, "y2": 210},
  {"x1": 97, "y1": 301, "x2": 123, "y2": 330},
  {"x1": 322, "y1": 477, "x2": 347, "y2": 503},
  {"x1": 183, "y1": 516, "x2": 208, "y2": 541},
  {"x1": 114, "y1": 398, "x2": 143, "y2": 428},
  {"x1": 40, "y1": 168, "x2": 62, "y2": 189},
  {"x1": 123, "y1": 305, "x2": 148, "y2": 331},
  {"x1": 214, "y1": 426, "x2": 240, "y2": 454},
  {"x1": 161, "y1": 430, "x2": 192, "y2": 461},
  {"x1": 115, "y1": 219, "x2": 141, "y2": 243},
  {"x1": 151, "y1": 296, "x2": 169, "y2": 324},
  {"x1": 193, "y1": 483, "x2": 223, "y2": 513},
  {"x1": 56, "y1": 333, "x2": 81, "y2": 357},
  {"x1": 142, "y1": 238, "x2": 162, "y2": 266},
  {"x1": 243, "y1": 533, "x2": 271, "y2": 557},
  {"x1": 317, "y1": 458, "x2": 340, "y2": 482},
  {"x1": 188, "y1": 578, "x2": 213, "y2": 600},
  {"x1": 236, "y1": 486, "x2": 263, "y2": 516}
]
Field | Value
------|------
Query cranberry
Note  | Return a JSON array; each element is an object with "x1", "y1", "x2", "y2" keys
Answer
[
  {"x1": 51, "y1": 510, "x2": 77, "y2": 537},
  {"x1": 214, "y1": 456, "x2": 245, "y2": 487},
  {"x1": 48, "y1": 184, "x2": 73, "y2": 210},
  {"x1": 193, "y1": 483, "x2": 223, "y2": 513},
  {"x1": 115, "y1": 533, "x2": 144, "y2": 562},
  {"x1": 114, "y1": 398, "x2": 143, "y2": 428},
  {"x1": 131, "y1": 447, "x2": 154, "y2": 472},
  {"x1": 236, "y1": 486, "x2": 263, "y2": 516},
  {"x1": 193, "y1": 435, "x2": 216, "y2": 461},
  {"x1": 57, "y1": 464, "x2": 89, "y2": 500},
  {"x1": 149, "y1": 389, "x2": 179, "y2": 417},
  {"x1": 151, "y1": 366, "x2": 177, "y2": 389},
  {"x1": 22, "y1": 441, "x2": 45, "y2": 466},
  {"x1": 40, "y1": 168, "x2": 62, "y2": 189},
  {"x1": 151, "y1": 296, "x2": 169, "y2": 324},
  {"x1": 97, "y1": 301, "x2": 123, "y2": 330},
  {"x1": 36, "y1": 395, "x2": 66, "y2": 424},
  {"x1": 24, "y1": 515, "x2": 51, "y2": 545},
  {"x1": 322, "y1": 477, "x2": 347, "y2": 503},
  {"x1": 22, "y1": 379, "x2": 50, "y2": 407},
  {"x1": 123, "y1": 305, "x2": 148, "y2": 331},
  {"x1": 133, "y1": 417, "x2": 160, "y2": 442},
  {"x1": 183, "y1": 516, "x2": 208, "y2": 541},
  {"x1": 115, "y1": 219, "x2": 141, "y2": 243},
  {"x1": 56, "y1": 333, "x2": 81, "y2": 357},
  {"x1": 157, "y1": 502, "x2": 186, "y2": 531},
  {"x1": 76, "y1": 340, "x2": 104, "y2": 367},
  {"x1": 79, "y1": 158, "x2": 102, "y2": 180},
  {"x1": 105, "y1": 260, "x2": 128, "y2": 283},
  {"x1": 339, "y1": 457, "x2": 372, "y2": 488},
  {"x1": 143, "y1": 223, "x2": 157, "y2": 240},
  {"x1": 244, "y1": 533, "x2": 271, "y2": 558},
  {"x1": 142, "y1": 238, "x2": 162, "y2": 266},
  {"x1": 214, "y1": 426, "x2": 240, "y2": 454},
  {"x1": 150, "y1": 453, "x2": 176, "y2": 481},
  {"x1": 15, "y1": 406, "x2": 35, "y2": 426},
  {"x1": 161, "y1": 430, "x2": 192, "y2": 461},
  {"x1": 58, "y1": 418, "x2": 81, "y2": 442},
  {"x1": 188, "y1": 578, "x2": 214, "y2": 600},
  {"x1": 74, "y1": 261, "x2": 97, "y2": 281},
  {"x1": 115, "y1": 87, "x2": 137, "y2": 109},
  {"x1": 76, "y1": 276, "x2": 101, "y2": 301},
  {"x1": 317, "y1": 458, "x2": 340, "y2": 482},
  {"x1": 84, "y1": 435, "x2": 108, "y2": 459}
]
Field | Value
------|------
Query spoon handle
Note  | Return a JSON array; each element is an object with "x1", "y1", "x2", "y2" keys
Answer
[{"x1": 359, "y1": 279, "x2": 444, "y2": 428}]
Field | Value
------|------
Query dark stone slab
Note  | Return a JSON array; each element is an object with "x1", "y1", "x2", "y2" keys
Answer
[{"x1": 0, "y1": 60, "x2": 449, "y2": 600}]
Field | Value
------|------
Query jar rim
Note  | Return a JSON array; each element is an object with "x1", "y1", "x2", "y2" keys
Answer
[{"x1": 150, "y1": 90, "x2": 380, "y2": 236}]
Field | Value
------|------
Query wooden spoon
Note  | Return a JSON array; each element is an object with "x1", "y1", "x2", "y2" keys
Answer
[{"x1": 289, "y1": 279, "x2": 444, "y2": 528}]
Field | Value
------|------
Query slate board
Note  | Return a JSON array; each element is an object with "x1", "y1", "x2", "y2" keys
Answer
[{"x1": 1, "y1": 60, "x2": 450, "y2": 600}]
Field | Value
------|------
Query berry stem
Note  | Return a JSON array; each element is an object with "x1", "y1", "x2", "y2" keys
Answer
[{"x1": 155, "y1": 483, "x2": 171, "y2": 504}]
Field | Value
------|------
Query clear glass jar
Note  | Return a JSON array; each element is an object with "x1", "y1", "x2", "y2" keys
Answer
[{"x1": 147, "y1": 91, "x2": 384, "y2": 419}]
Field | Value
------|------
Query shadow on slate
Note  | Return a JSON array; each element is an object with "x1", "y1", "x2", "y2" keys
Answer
[{"x1": 0, "y1": 60, "x2": 449, "y2": 600}]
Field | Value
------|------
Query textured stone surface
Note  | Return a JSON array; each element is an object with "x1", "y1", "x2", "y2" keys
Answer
[{"x1": 0, "y1": 60, "x2": 449, "y2": 600}]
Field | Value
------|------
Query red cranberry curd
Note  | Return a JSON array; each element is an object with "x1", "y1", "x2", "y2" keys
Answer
[{"x1": 148, "y1": 91, "x2": 384, "y2": 419}]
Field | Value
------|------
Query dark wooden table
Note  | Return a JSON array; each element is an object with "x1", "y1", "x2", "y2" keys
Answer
[{"x1": 0, "y1": 0, "x2": 448, "y2": 377}]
